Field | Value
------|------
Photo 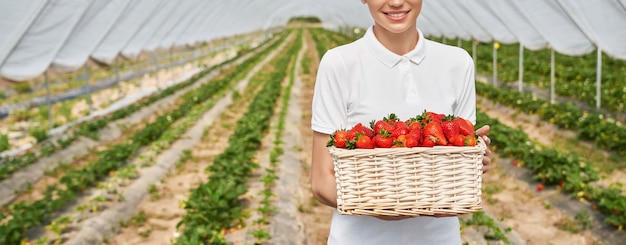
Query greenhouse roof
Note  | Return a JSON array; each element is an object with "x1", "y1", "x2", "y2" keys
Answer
[{"x1": 1, "y1": 0, "x2": 625, "y2": 82}]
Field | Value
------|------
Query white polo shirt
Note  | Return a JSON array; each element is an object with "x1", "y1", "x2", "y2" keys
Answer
[{"x1": 311, "y1": 26, "x2": 476, "y2": 244}]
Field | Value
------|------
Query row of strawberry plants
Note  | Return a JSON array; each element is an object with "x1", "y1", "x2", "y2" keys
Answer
[
  {"x1": 308, "y1": 28, "x2": 338, "y2": 60},
  {"x1": 476, "y1": 82, "x2": 626, "y2": 158},
  {"x1": 250, "y1": 30, "x2": 301, "y2": 244},
  {"x1": 476, "y1": 110, "x2": 626, "y2": 230},
  {"x1": 0, "y1": 33, "x2": 288, "y2": 245},
  {"x1": 0, "y1": 35, "x2": 276, "y2": 182},
  {"x1": 174, "y1": 31, "x2": 301, "y2": 245},
  {"x1": 458, "y1": 40, "x2": 626, "y2": 113}
]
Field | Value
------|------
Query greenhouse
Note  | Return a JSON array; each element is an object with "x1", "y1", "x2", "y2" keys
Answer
[{"x1": 1, "y1": 0, "x2": 625, "y2": 244}]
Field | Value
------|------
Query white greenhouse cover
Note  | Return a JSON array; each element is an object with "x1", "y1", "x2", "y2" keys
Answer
[{"x1": 1, "y1": 0, "x2": 626, "y2": 82}]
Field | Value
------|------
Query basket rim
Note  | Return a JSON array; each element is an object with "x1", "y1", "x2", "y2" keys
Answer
[{"x1": 328, "y1": 136, "x2": 487, "y2": 156}]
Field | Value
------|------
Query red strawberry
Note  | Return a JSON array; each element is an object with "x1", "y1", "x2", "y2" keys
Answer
[
  {"x1": 405, "y1": 133, "x2": 419, "y2": 147},
  {"x1": 391, "y1": 126, "x2": 409, "y2": 138},
  {"x1": 407, "y1": 120, "x2": 422, "y2": 132},
  {"x1": 448, "y1": 134, "x2": 466, "y2": 146},
  {"x1": 355, "y1": 134, "x2": 375, "y2": 149},
  {"x1": 464, "y1": 135, "x2": 477, "y2": 146},
  {"x1": 455, "y1": 117, "x2": 475, "y2": 136},
  {"x1": 441, "y1": 115, "x2": 460, "y2": 140},
  {"x1": 423, "y1": 111, "x2": 444, "y2": 124},
  {"x1": 384, "y1": 113, "x2": 400, "y2": 125},
  {"x1": 371, "y1": 120, "x2": 395, "y2": 135},
  {"x1": 393, "y1": 120, "x2": 407, "y2": 129},
  {"x1": 373, "y1": 132, "x2": 393, "y2": 148},
  {"x1": 327, "y1": 130, "x2": 348, "y2": 148},
  {"x1": 422, "y1": 121, "x2": 447, "y2": 146},
  {"x1": 421, "y1": 135, "x2": 436, "y2": 147},
  {"x1": 347, "y1": 123, "x2": 373, "y2": 140},
  {"x1": 536, "y1": 184, "x2": 544, "y2": 191},
  {"x1": 393, "y1": 135, "x2": 406, "y2": 148}
]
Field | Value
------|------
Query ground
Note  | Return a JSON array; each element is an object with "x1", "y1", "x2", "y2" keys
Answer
[{"x1": 2, "y1": 28, "x2": 624, "y2": 245}]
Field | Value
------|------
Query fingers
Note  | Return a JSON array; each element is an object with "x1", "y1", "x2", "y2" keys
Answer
[
  {"x1": 481, "y1": 135, "x2": 491, "y2": 146},
  {"x1": 482, "y1": 146, "x2": 492, "y2": 173},
  {"x1": 475, "y1": 125, "x2": 490, "y2": 136}
]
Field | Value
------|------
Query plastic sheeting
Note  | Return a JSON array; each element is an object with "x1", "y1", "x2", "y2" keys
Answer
[
  {"x1": 1, "y1": 0, "x2": 626, "y2": 82},
  {"x1": 1, "y1": 0, "x2": 92, "y2": 81},
  {"x1": 52, "y1": 0, "x2": 131, "y2": 72}
]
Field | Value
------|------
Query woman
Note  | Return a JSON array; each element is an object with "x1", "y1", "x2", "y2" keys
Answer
[{"x1": 310, "y1": 0, "x2": 492, "y2": 244}]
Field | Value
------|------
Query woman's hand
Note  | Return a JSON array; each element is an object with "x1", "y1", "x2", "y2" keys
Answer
[{"x1": 475, "y1": 125, "x2": 492, "y2": 173}]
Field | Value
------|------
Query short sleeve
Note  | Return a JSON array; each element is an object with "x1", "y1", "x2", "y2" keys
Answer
[
  {"x1": 453, "y1": 52, "x2": 477, "y2": 124},
  {"x1": 311, "y1": 49, "x2": 350, "y2": 135}
]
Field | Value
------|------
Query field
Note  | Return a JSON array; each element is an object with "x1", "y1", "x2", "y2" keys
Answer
[{"x1": 1, "y1": 27, "x2": 625, "y2": 245}]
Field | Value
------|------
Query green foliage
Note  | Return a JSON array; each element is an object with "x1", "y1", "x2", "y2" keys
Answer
[
  {"x1": 0, "y1": 134, "x2": 9, "y2": 152},
  {"x1": 12, "y1": 82, "x2": 32, "y2": 94},
  {"x1": 28, "y1": 126, "x2": 48, "y2": 143},
  {"x1": 288, "y1": 16, "x2": 321, "y2": 23}
]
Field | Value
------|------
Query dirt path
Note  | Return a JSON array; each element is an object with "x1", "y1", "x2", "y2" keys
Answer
[
  {"x1": 101, "y1": 34, "x2": 293, "y2": 245},
  {"x1": 292, "y1": 30, "x2": 614, "y2": 245}
]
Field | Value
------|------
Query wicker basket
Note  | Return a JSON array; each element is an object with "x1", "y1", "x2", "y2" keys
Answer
[{"x1": 328, "y1": 138, "x2": 486, "y2": 217}]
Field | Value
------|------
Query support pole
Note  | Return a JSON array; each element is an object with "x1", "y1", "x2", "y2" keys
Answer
[
  {"x1": 493, "y1": 42, "x2": 498, "y2": 86},
  {"x1": 472, "y1": 40, "x2": 477, "y2": 80},
  {"x1": 596, "y1": 48, "x2": 602, "y2": 109},
  {"x1": 550, "y1": 48, "x2": 555, "y2": 104},
  {"x1": 519, "y1": 44, "x2": 524, "y2": 92},
  {"x1": 45, "y1": 71, "x2": 52, "y2": 130},
  {"x1": 84, "y1": 65, "x2": 92, "y2": 114}
]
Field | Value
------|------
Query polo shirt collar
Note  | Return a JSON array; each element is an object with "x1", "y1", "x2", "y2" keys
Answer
[{"x1": 364, "y1": 25, "x2": 426, "y2": 67}]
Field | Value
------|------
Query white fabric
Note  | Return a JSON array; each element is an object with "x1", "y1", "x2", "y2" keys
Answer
[
  {"x1": 512, "y1": 0, "x2": 595, "y2": 56},
  {"x1": 52, "y1": 0, "x2": 131, "y2": 72},
  {"x1": 0, "y1": 0, "x2": 47, "y2": 67},
  {"x1": 142, "y1": 0, "x2": 196, "y2": 52},
  {"x1": 481, "y1": 0, "x2": 548, "y2": 51},
  {"x1": 422, "y1": 1, "x2": 471, "y2": 40},
  {"x1": 3, "y1": 0, "x2": 626, "y2": 82},
  {"x1": 173, "y1": 0, "x2": 215, "y2": 47},
  {"x1": 91, "y1": 0, "x2": 161, "y2": 64},
  {"x1": 118, "y1": 0, "x2": 171, "y2": 59},
  {"x1": 0, "y1": 0, "x2": 93, "y2": 81},
  {"x1": 456, "y1": 0, "x2": 518, "y2": 44},
  {"x1": 557, "y1": 0, "x2": 626, "y2": 59},
  {"x1": 416, "y1": 16, "x2": 442, "y2": 38},
  {"x1": 439, "y1": 0, "x2": 492, "y2": 43},
  {"x1": 311, "y1": 26, "x2": 475, "y2": 244}
]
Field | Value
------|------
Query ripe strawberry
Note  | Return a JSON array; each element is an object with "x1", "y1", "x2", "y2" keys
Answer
[
  {"x1": 448, "y1": 134, "x2": 466, "y2": 146},
  {"x1": 407, "y1": 128, "x2": 421, "y2": 142},
  {"x1": 384, "y1": 113, "x2": 400, "y2": 125},
  {"x1": 464, "y1": 135, "x2": 477, "y2": 146},
  {"x1": 455, "y1": 117, "x2": 475, "y2": 136},
  {"x1": 536, "y1": 184, "x2": 544, "y2": 191},
  {"x1": 373, "y1": 132, "x2": 393, "y2": 148},
  {"x1": 393, "y1": 120, "x2": 407, "y2": 129},
  {"x1": 393, "y1": 135, "x2": 406, "y2": 148},
  {"x1": 391, "y1": 126, "x2": 409, "y2": 138},
  {"x1": 355, "y1": 134, "x2": 375, "y2": 149},
  {"x1": 407, "y1": 120, "x2": 422, "y2": 132},
  {"x1": 421, "y1": 135, "x2": 436, "y2": 147},
  {"x1": 347, "y1": 123, "x2": 373, "y2": 140},
  {"x1": 441, "y1": 115, "x2": 460, "y2": 140},
  {"x1": 422, "y1": 121, "x2": 447, "y2": 146},
  {"x1": 371, "y1": 120, "x2": 395, "y2": 135},
  {"x1": 327, "y1": 130, "x2": 348, "y2": 148},
  {"x1": 405, "y1": 133, "x2": 419, "y2": 147},
  {"x1": 423, "y1": 111, "x2": 444, "y2": 124}
]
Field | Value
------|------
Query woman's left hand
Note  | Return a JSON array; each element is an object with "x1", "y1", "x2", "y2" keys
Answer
[{"x1": 475, "y1": 125, "x2": 492, "y2": 173}]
